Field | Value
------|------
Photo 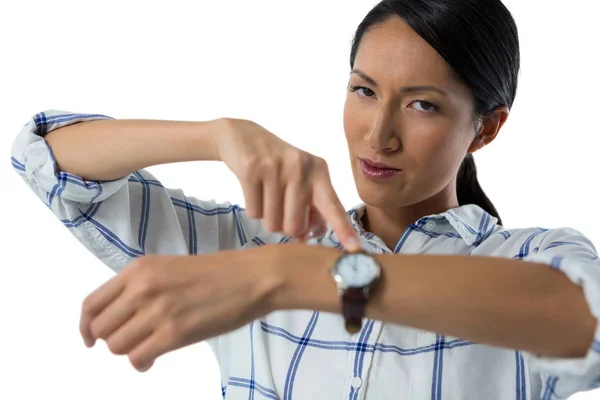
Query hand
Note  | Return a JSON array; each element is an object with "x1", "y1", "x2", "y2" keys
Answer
[
  {"x1": 79, "y1": 248, "x2": 284, "y2": 372},
  {"x1": 216, "y1": 118, "x2": 361, "y2": 250}
]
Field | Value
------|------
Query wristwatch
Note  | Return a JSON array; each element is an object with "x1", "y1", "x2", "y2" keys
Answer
[{"x1": 329, "y1": 248, "x2": 382, "y2": 334}]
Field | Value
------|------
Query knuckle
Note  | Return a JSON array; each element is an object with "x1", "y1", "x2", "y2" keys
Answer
[
  {"x1": 239, "y1": 157, "x2": 262, "y2": 179},
  {"x1": 89, "y1": 320, "x2": 101, "y2": 339},
  {"x1": 287, "y1": 149, "x2": 305, "y2": 166},
  {"x1": 245, "y1": 156, "x2": 263, "y2": 171},
  {"x1": 90, "y1": 320, "x2": 109, "y2": 341},
  {"x1": 261, "y1": 157, "x2": 279, "y2": 173},
  {"x1": 314, "y1": 156, "x2": 329, "y2": 173},
  {"x1": 162, "y1": 319, "x2": 182, "y2": 343},
  {"x1": 263, "y1": 217, "x2": 282, "y2": 232},
  {"x1": 131, "y1": 255, "x2": 149, "y2": 267},
  {"x1": 128, "y1": 354, "x2": 149, "y2": 372},
  {"x1": 285, "y1": 150, "x2": 313, "y2": 181},
  {"x1": 240, "y1": 156, "x2": 279, "y2": 180},
  {"x1": 127, "y1": 255, "x2": 151, "y2": 274},
  {"x1": 106, "y1": 338, "x2": 126, "y2": 355},
  {"x1": 155, "y1": 295, "x2": 175, "y2": 316},
  {"x1": 81, "y1": 296, "x2": 95, "y2": 315},
  {"x1": 264, "y1": 221, "x2": 282, "y2": 233},
  {"x1": 284, "y1": 222, "x2": 305, "y2": 237},
  {"x1": 131, "y1": 274, "x2": 158, "y2": 299},
  {"x1": 127, "y1": 257, "x2": 165, "y2": 299},
  {"x1": 284, "y1": 214, "x2": 308, "y2": 236},
  {"x1": 245, "y1": 206, "x2": 261, "y2": 219}
]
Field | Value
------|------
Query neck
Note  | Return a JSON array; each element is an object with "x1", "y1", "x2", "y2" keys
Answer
[{"x1": 362, "y1": 191, "x2": 459, "y2": 251}]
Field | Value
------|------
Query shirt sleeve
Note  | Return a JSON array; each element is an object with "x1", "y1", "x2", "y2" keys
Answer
[
  {"x1": 10, "y1": 110, "x2": 264, "y2": 273},
  {"x1": 519, "y1": 227, "x2": 600, "y2": 398}
]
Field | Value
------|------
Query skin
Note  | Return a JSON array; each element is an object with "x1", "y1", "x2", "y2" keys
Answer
[
  {"x1": 344, "y1": 17, "x2": 507, "y2": 249},
  {"x1": 79, "y1": 17, "x2": 596, "y2": 373}
]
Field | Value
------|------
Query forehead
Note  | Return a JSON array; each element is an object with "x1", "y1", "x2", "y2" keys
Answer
[{"x1": 354, "y1": 17, "x2": 454, "y2": 88}]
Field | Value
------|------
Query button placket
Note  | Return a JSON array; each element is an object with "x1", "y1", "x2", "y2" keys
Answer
[
  {"x1": 348, "y1": 320, "x2": 383, "y2": 399},
  {"x1": 351, "y1": 376, "x2": 363, "y2": 389}
]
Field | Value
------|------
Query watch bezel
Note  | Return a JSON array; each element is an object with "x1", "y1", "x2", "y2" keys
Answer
[{"x1": 329, "y1": 250, "x2": 382, "y2": 295}]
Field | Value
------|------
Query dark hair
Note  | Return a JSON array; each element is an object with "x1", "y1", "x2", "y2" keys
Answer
[{"x1": 350, "y1": 0, "x2": 520, "y2": 226}]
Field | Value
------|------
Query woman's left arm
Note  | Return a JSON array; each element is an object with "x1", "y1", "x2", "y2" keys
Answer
[
  {"x1": 271, "y1": 243, "x2": 597, "y2": 359},
  {"x1": 80, "y1": 227, "x2": 600, "y2": 386}
]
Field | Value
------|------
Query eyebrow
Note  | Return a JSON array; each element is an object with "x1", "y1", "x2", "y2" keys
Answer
[{"x1": 350, "y1": 68, "x2": 448, "y2": 96}]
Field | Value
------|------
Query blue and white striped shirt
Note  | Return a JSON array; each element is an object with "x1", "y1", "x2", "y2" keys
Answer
[{"x1": 11, "y1": 110, "x2": 600, "y2": 399}]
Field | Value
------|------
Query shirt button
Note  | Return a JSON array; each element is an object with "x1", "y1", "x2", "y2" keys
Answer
[
  {"x1": 425, "y1": 220, "x2": 436, "y2": 230},
  {"x1": 351, "y1": 376, "x2": 363, "y2": 389}
]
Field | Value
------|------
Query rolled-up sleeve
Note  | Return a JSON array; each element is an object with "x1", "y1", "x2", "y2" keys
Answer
[
  {"x1": 520, "y1": 227, "x2": 600, "y2": 397},
  {"x1": 11, "y1": 110, "x2": 264, "y2": 272},
  {"x1": 11, "y1": 111, "x2": 124, "y2": 205}
]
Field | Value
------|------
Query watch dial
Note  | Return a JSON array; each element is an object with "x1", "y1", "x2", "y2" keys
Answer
[{"x1": 337, "y1": 254, "x2": 379, "y2": 287}]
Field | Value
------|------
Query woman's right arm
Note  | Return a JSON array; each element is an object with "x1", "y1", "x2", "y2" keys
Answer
[
  {"x1": 10, "y1": 110, "x2": 265, "y2": 273},
  {"x1": 43, "y1": 113, "x2": 222, "y2": 181}
]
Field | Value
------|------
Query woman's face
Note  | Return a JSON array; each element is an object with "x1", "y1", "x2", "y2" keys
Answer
[{"x1": 344, "y1": 17, "x2": 482, "y2": 210}]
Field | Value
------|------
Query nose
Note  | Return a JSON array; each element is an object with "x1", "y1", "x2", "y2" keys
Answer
[{"x1": 364, "y1": 106, "x2": 400, "y2": 152}]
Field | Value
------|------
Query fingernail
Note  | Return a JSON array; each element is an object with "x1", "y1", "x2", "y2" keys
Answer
[
  {"x1": 344, "y1": 236, "x2": 362, "y2": 252},
  {"x1": 84, "y1": 339, "x2": 95, "y2": 348}
]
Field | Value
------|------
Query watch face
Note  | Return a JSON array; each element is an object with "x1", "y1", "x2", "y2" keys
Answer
[{"x1": 335, "y1": 253, "x2": 380, "y2": 287}]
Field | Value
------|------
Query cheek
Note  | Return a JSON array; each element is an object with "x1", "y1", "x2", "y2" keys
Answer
[
  {"x1": 343, "y1": 97, "x2": 364, "y2": 146},
  {"x1": 407, "y1": 125, "x2": 465, "y2": 180}
]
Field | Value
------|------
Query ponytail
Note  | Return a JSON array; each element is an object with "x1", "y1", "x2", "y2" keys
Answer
[{"x1": 456, "y1": 154, "x2": 503, "y2": 226}]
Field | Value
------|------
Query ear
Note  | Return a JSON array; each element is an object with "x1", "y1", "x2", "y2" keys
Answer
[{"x1": 467, "y1": 106, "x2": 509, "y2": 153}]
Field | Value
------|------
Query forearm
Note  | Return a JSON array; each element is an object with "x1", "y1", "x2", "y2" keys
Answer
[
  {"x1": 272, "y1": 244, "x2": 596, "y2": 358},
  {"x1": 45, "y1": 117, "x2": 224, "y2": 181}
]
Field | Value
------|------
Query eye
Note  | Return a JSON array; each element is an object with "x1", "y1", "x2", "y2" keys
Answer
[
  {"x1": 348, "y1": 84, "x2": 376, "y2": 98},
  {"x1": 410, "y1": 100, "x2": 440, "y2": 113}
]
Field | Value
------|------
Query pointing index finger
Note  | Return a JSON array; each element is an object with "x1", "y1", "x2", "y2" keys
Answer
[{"x1": 312, "y1": 176, "x2": 362, "y2": 252}]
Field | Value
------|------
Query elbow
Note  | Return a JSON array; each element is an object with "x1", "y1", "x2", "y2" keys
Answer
[
  {"x1": 565, "y1": 313, "x2": 597, "y2": 358},
  {"x1": 555, "y1": 301, "x2": 597, "y2": 359},
  {"x1": 541, "y1": 279, "x2": 597, "y2": 358}
]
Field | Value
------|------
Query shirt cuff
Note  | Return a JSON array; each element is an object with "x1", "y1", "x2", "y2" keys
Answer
[{"x1": 13, "y1": 110, "x2": 128, "y2": 205}]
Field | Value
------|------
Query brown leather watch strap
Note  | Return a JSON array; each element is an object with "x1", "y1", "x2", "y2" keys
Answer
[{"x1": 342, "y1": 287, "x2": 367, "y2": 334}]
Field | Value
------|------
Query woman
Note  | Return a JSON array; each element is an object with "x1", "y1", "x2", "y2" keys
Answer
[{"x1": 10, "y1": 0, "x2": 600, "y2": 398}]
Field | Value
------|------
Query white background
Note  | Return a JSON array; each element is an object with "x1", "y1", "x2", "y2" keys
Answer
[{"x1": 1, "y1": 0, "x2": 599, "y2": 399}]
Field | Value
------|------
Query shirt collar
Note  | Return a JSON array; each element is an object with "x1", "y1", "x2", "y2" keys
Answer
[{"x1": 330, "y1": 203, "x2": 498, "y2": 248}]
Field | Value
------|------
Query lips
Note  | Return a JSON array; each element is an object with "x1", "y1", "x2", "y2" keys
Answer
[
  {"x1": 359, "y1": 158, "x2": 400, "y2": 171},
  {"x1": 358, "y1": 158, "x2": 402, "y2": 180}
]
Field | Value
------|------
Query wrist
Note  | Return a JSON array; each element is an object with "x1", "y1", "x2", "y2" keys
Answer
[
  {"x1": 264, "y1": 243, "x2": 342, "y2": 313},
  {"x1": 190, "y1": 118, "x2": 226, "y2": 162},
  {"x1": 212, "y1": 117, "x2": 240, "y2": 162}
]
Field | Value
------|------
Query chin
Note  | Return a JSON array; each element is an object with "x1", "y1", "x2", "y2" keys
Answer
[{"x1": 356, "y1": 181, "x2": 405, "y2": 208}]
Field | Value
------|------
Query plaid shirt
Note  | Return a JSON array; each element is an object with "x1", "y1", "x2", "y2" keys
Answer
[{"x1": 11, "y1": 110, "x2": 600, "y2": 399}]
